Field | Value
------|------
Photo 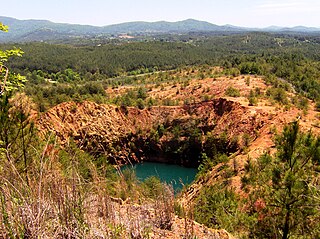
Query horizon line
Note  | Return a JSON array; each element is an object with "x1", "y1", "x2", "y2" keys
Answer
[{"x1": 0, "y1": 15, "x2": 319, "y2": 30}]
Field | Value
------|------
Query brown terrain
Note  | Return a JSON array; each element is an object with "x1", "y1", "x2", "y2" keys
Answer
[
  {"x1": 36, "y1": 74, "x2": 320, "y2": 238},
  {"x1": 38, "y1": 74, "x2": 320, "y2": 164},
  {"x1": 84, "y1": 196, "x2": 234, "y2": 239}
]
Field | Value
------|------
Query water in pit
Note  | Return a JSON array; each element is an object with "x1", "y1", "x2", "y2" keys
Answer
[{"x1": 122, "y1": 162, "x2": 198, "y2": 193}]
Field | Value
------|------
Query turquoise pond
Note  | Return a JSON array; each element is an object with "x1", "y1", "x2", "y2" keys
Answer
[{"x1": 122, "y1": 162, "x2": 198, "y2": 192}]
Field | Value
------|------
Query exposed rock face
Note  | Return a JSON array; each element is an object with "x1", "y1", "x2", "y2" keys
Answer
[
  {"x1": 37, "y1": 94, "x2": 320, "y2": 167},
  {"x1": 37, "y1": 98, "x2": 268, "y2": 166},
  {"x1": 36, "y1": 96, "x2": 320, "y2": 238}
]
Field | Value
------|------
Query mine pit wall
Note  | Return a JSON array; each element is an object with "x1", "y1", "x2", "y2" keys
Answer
[{"x1": 37, "y1": 98, "x2": 268, "y2": 167}]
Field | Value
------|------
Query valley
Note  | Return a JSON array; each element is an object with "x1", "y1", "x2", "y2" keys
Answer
[
  {"x1": 0, "y1": 19, "x2": 320, "y2": 238},
  {"x1": 33, "y1": 72, "x2": 320, "y2": 238}
]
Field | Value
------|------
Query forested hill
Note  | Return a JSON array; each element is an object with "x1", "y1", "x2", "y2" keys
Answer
[
  {"x1": 1, "y1": 16, "x2": 320, "y2": 43},
  {"x1": 0, "y1": 17, "x2": 243, "y2": 42},
  {"x1": 2, "y1": 32, "x2": 320, "y2": 107}
]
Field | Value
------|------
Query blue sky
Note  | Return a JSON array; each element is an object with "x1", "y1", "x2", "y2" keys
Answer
[{"x1": 2, "y1": 0, "x2": 320, "y2": 27}]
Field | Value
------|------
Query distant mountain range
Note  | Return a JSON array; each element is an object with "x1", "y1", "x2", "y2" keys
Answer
[{"x1": 0, "y1": 16, "x2": 319, "y2": 43}]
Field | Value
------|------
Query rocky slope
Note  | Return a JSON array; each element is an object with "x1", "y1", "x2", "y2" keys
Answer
[
  {"x1": 37, "y1": 98, "x2": 268, "y2": 165},
  {"x1": 37, "y1": 73, "x2": 320, "y2": 186},
  {"x1": 38, "y1": 70, "x2": 320, "y2": 165},
  {"x1": 35, "y1": 73, "x2": 320, "y2": 239}
]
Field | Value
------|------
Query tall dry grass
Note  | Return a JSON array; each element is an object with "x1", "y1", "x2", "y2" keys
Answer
[
  {"x1": 0, "y1": 135, "x2": 177, "y2": 238},
  {"x1": 0, "y1": 94, "x2": 179, "y2": 238}
]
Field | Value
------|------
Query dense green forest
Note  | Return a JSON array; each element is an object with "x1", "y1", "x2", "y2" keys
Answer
[
  {"x1": 1, "y1": 32, "x2": 320, "y2": 111},
  {"x1": 4, "y1": 33, "x2": 320, "y2": 76}
]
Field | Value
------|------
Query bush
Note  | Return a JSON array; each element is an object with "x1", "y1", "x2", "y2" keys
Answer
[
  {"x1": 248, "y1": 96, "x2": 258, "y2": 106},
  {"x1": 197, "y1": 153, "x2": 229, "y2": 178},
  {"x1": 194, "y1": 184, "x2": 253, "y2": 233},
  {"x1": 248, "y1": 89, "x2": 258, "y2": 106},
  {"x1": 225, "y1": 87, "x2": 240, "y2": 97},
  {"x1": 316, "y1": 101, "x2": 320, "y2": 111},
  {"x1": 141, "y1": 176, "x2": 163, "y2": 199},
  {"x1": 266, "y1": 87, "x2": 288, "y2": 104},
  {"x1": 136, "y1": 98, "x2": 145, "y2": 109}
]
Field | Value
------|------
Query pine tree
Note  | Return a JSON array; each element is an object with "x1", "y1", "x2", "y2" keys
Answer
[{"x1": 246, "y1": 121, "x2": 320, "y2": 238}]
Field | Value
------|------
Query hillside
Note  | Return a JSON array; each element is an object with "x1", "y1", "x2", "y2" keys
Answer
[
  {"x1": 2, "y1": 62, "x2": 320, "y2": 237},
  {"x1": 32, "y1": 69, "x2": 320, "y2": 237},
  {"x1": 1, "y1": 20, "x2": 320, "y2": 237},
  {"x1": 38, "y1": 72, "x2": 320, "y2": 162},
  {"x1": 1, "y1": 16, "x2": 320, "y2": 43},
  {"x1": 0, "y1": 16, "x2": 243, "y2": 42}
]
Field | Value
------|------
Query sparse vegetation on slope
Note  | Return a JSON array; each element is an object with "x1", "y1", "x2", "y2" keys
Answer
[
  {"x1": 1, "y1": 93, "x2": 233, "y2": 238},
  {"x1": 1, "y1": 21, "x2": 320, "y2": 238},
  {"x1": 193, "y1": 121, "x2": 320, "y2": 239}
]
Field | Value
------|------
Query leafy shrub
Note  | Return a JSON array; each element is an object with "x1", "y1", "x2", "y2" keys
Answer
[
  {"x1": 136, "y1": 98, "x2": 145, "y2": 109},
  {"x1": 248, "y1": 89, "x2": 258, "y2": 106},
  {"x1": 266, "y1": 87, "x2": 288, "y2": 104},
  {"x1": 225, "y1": 86, "x2": 240, "y2": 97},
  {"x1": 194, "y1": 184, "x2": 253, "y2": 233},
  {"x1": 141, "y1": 176, "x2": 163, "y2": 199}
]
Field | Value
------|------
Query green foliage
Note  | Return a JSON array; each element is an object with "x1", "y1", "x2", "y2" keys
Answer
[
  {"x1": 0, "y1": 22, "x2": 8, "y2": 32},
  {"x1": 0, "y1": 23, "x2": 26, "y2": 95},
  {"x1": 195, "y1": 122, "x2": 320, "y2": 238},
  {"x1": 242, "y1": 133, "x2": 251, "y2": 148},
  {"x1": 112, "y1": 86, "x2": 151, "y2": 109},
  {"x1": 245, "y1": 76, "x2": 250, "y2": 86},
  {"x1": 25, "y1": 81, "x2": 107, "y2": 111},
  {"x1": 0, "y1": 94, "x2": 36, "y2": 179},
  {"x1": 225, "y1": 86, "x2": 240, "y2": 97},
  {"x1": 239, "y1": 62, "x2": 261, "y2": 75},
  {"x1": 137, "y1": 86, "x2": 147, "y2": 100},
  {"x1": 59, "y1": 141, "x2": 95, "y2": 181},
  {"x1": 2, "y1": 32, "x2": 320, "y2": 103},
  {"x1": 194, "y1": 184, "x2": 254, "y2": 234},
  {"x1": 266, "y1": 87, "x2": 288, "y2": 104},
  {"x1": 316, "y1": 101, "x2": 320, "y2": 111},
  {"x1": 197, "y1": 153, "x2": 229, "y2": 178},
  {"x1": 136, "y1": 98, "x2": 145, "y2": 109},
  {"x1": 141, "y1": 176, "x2": 163, "y2": 199},
  {"x1": 244, "y1": 121, "x2": 320, "y2": 239},
  {"x1": 162, "y1": 98, "x2": 178, "y2": 106},
  {"x1": 248, "y1": 89, "x2": 258, "y2": 106},
  {"x1": 292, "y1": 95, "x2": 309, "y2": 111},
  {"x1": 248, "y1": 96, "x2": 257, "y2": 106}
]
